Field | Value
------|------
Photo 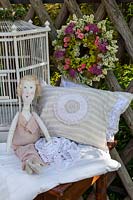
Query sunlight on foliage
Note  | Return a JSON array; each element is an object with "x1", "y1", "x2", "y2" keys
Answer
[
  {"x1": 114, "y1": 63, "x2": 133, "y2": 89},
  {"x1": 44, "y1": 4, "x2": 61, "y2": 21},
  {"x1": 50, "y1": 72, "x2": 61, "y2": 86}
]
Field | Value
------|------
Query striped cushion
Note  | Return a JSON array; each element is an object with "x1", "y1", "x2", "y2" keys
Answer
[{"x1": 40, "y1": 86, "x2": 133, "y2": 151}]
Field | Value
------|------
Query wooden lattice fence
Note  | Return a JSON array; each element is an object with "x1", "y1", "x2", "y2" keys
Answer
[{"x1": 0, "y1": 0, "x2": 133, "y2": 200}]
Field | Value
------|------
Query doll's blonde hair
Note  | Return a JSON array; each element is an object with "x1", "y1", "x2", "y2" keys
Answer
[{"x1": 17, "y1": 75, "x2": 41, "y2": 97}]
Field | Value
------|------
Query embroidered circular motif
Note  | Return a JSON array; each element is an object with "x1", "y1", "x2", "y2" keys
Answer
[{"x1": 54, "y1": 94, "x2": 88, "y2": 125}]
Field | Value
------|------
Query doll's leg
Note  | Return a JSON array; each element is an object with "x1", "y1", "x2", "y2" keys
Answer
[{"x1": 13, "y1": 144, "x2": 45, "y2": 174}]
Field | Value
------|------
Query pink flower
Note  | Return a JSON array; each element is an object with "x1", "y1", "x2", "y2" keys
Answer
[
  {"x1": 94, "y1": 36, "x2": 100, "y2": 46},
  {"x1": 81, "y1": 63, "x2": 86, "y2": 69},
  {"x1": 76, "y1": 29, "x2": 81, "y2": 34},
  {"x1": 77, "y1": 33, "x2": 84, "y2": 39},
  {"x1": 64, "y1": 37, "x2": 70, "y2": 43},
  {"x1": 95, "y1": 37, "x2": 108, "y2": 53},
  {"x1": 84, "y1": 26, "x2": 89, "y2": 31},
  {"x1": 77, "y1": 67, "x2": 82, "y2": 72},
  {"x1": 64, "y1": 43, "x2": 68, "y2": 48},
  {"x1": 64, "y1": 64, "x2": 70, "y2": 70},
  {"x1": 65, "y1": 58, "x2": 71, "y2": 65}
]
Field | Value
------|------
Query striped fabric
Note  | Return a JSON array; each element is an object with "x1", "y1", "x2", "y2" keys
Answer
[{"x1": 40, "y1": 86, "x2": 133, "y2": 151}]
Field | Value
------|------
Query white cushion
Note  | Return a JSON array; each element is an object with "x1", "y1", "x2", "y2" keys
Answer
[
  {"x1": 40, "y1": 85, "x2": 133, "y2": 151},
  {"x1": 0, "y1": 143, "x2": 120, "y2": 200}
]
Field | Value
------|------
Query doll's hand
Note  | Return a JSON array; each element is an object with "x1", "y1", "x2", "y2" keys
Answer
[{"x1": 25, "y1": 157, "x2": 46, "y2": 174}]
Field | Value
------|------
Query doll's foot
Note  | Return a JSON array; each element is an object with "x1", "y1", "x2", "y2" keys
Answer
[
  {"x1": 25, "y1": 159, "x2": 43, "y2": 174},
  {"x1": 25, "y1": 161, "x2": 33, "y2": 174}
]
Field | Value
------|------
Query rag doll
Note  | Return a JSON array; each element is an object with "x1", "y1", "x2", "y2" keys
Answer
[
  {"x1": 6, "y1": 75, "x2": 51, "y2": 174},
  {"x1": 7, "y1": 75, "x2": 81, "y2": 174}
]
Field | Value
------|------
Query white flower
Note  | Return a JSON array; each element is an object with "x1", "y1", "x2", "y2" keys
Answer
[
  {"x1": 73, "y1": 14, "x2": 78, "y2": 21},
  {"x1": 93, "y1": 76, "x2": 100, "y2": 82},
  {"x1": 111, "y1": 40, "x2": 117, "y2": 44},
  {"x1": 104, "y1": 30, "x2": 113, "y2": 40},
  {"x1": 102, "y1": 69, "x2": 107, "y2": 75},
  {"x1": 103, "y1": 59, "x2": 109, "y2": 66},
  {"x1": 97, "y1": 20, "x2": 107, "y2": 32},
  {"x1": 61, "y1": 25, "x2": 67, "y2": 32},
  {"x1": 54, "y1": 45, "x2": 62, "y2": 50},
  {"x1": 98, "y1": 74, "x2": 105, "y2": 78},
  {"x1": 83, "y1": 15, "x2": 94, "y2": 23},
  {"x1": 88, "y1": 14, "x2": 94, "y2": 23},
  {"x1": 98, "y1": 53, "x2": 104, "y2": 58},
  {"x1": 57, "y1": 29, "x2": 62, "y2": 35}
]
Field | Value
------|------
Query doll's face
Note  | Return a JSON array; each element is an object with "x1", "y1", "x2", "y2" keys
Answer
[{"x1": 21, "y1": 80, "x2": 36, "y2": 104}]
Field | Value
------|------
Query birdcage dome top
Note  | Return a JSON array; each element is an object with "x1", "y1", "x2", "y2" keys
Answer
[{"x1": 0, "y1": 20, "x2": 50, "y2": 36}]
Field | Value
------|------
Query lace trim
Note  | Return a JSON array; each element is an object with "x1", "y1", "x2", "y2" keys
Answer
[
  {"x1": 106, "y1": 95, "x2": 129, "y2": 141},
  {"x1": 35, "y1": 137, "x2": 81, "y2": 169}
]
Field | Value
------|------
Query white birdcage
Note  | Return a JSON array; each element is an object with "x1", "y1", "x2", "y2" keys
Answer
[{"x1": 0, "y1": 20, "x2": 50, "y2": 132}]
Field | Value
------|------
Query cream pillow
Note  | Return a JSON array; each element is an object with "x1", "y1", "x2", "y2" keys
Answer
[
  {"x1": 60, "y1": 78, "x2": 132, "y2": 142},
  {"x1": 40, "y1": 85, "x2": 133, "y2": 151}
]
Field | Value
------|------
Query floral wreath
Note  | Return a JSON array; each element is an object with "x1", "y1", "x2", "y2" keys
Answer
[{"x1": 53, "y1": 15, "x2": 118, "y2": 85}]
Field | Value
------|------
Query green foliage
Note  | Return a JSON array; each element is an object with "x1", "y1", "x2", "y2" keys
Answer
[
  {"x1": 33, "y1": 16, "x2": 41, "y2": 26},
  {"x1": 108, "y1": 193, "x2": 120, "y2": 200},
  {"x1": 0, "y1": 5, "x2": 27, "y2": 21},
  {"x1": 127, "y1": 3, "x2": 133, "y2": 18},
  {"x1": 127, "y1": 159, "x2": 133, "y2": 178},
  {"x1": 44, "y1": 4, "x2": 61, "y2": 21},
  {"x1": 80, "y1": 3, "x2": 94, "y2": 15},
  {"x1": 50, "y1": 71, "x2": 60, "y2": 86},
  {"x1": 119, "y1": 2, "x2": 133, "y2": 21},
  {"x1": 116, "y1": 118, "x2": 132, "y2": 151},
  {"x1": 32, "y1": 4, "x2": 61, "y2": 28},
  {"x1": 14, "y1": 6, "x2": 27, "y2": 20},
  {"x1": 114, "y1": 63, "x2": 133, "y2": 89},
  {"x1": 0, "y1": 8, "x2": 13, "y2": 20}
]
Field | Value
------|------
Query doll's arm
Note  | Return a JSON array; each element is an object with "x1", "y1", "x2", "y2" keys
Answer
[
  {"x1": 6, "y1": 112, "x2": 19, "y2": 153},
  {"x1": 32, "y1": 112, "x2": 51, "y2": 141}
]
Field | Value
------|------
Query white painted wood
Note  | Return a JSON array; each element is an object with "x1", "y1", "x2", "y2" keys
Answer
[{"x1": 0, "y1": 131, "x2": 8, "y2": 143}]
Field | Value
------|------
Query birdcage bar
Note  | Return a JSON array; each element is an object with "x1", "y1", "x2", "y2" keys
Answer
[
  {"x1": 5, "y1": 41, "x2": 14, "y2": 117},
  {"x1": 0, "y1": 99, "x2": 18, "y2": 103},
  {"x1": 15, "y1": 33, "x2": 47, "y2": 41},
  {"x1": 46, "y1": 32, "x2": 50, "y2": 84},
  {"x1": 0, "y1": 38, "x2": 13, "y2": 42},
  {"x1": 19, "y1": 62, "x2": 47, "y2": 71},
  {"x1": 0, "y1": 28, "x2": 49, "y2": 37}
]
